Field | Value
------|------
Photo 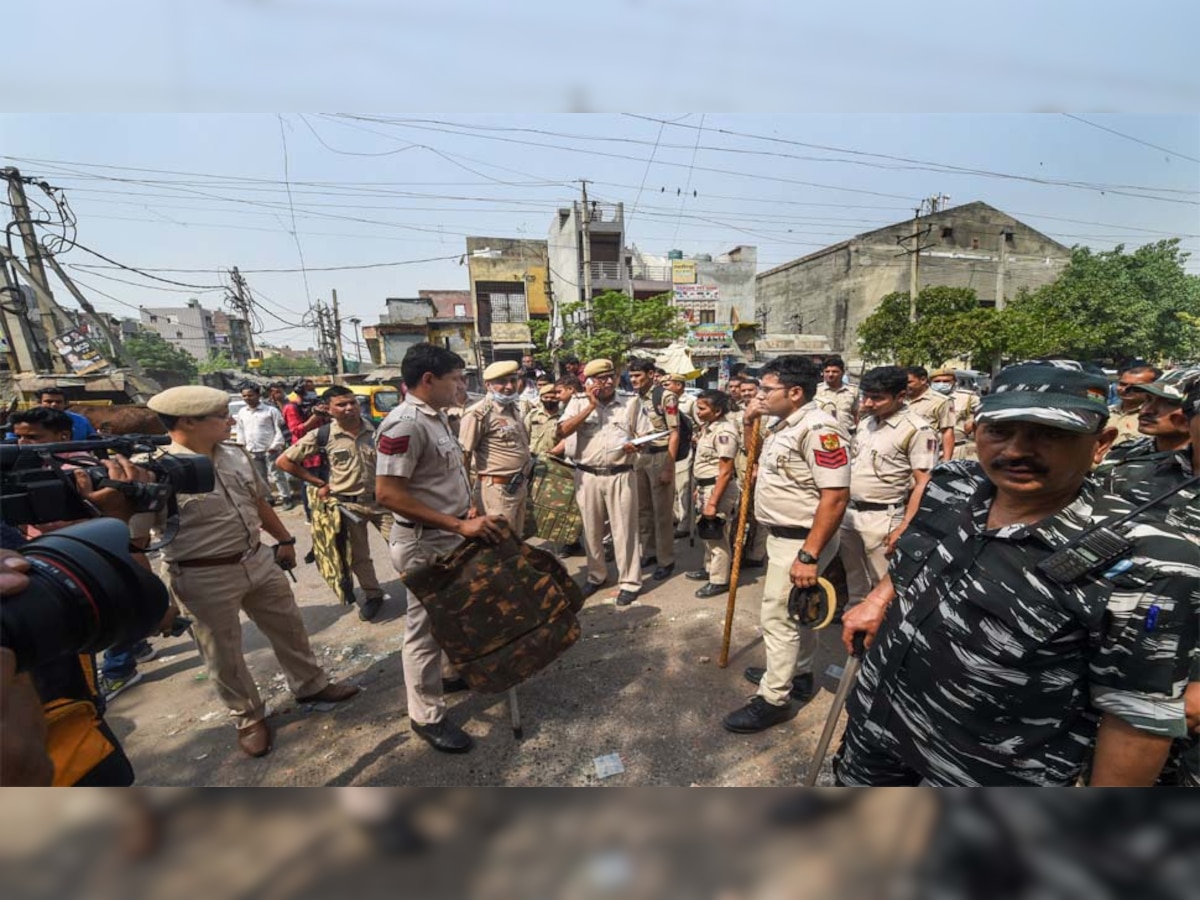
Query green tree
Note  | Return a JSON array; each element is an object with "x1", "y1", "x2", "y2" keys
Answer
[
  {"x1": 558, "y1": 291, "x2": 687, "y2": 365},
  {"x1": 257, "y1": 356, "x2": 323, "y2": 378},
  {"x1": 124, "y1": 330, "x2": 198, "y2": 382},
  {"x1": 857, "y1": 286, "x2": 1001, "y2": 368},
  {"x1": 198, "y1": 350, "x2": 237, "y2": 374},
  {"x1": 527, "y1": 318, "x2": 551, "y2": 358}
]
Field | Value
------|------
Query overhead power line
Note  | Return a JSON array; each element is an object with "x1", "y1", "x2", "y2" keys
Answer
[{"x1": 1061, "y1": 114, "x2": 1200, "y2": 165}]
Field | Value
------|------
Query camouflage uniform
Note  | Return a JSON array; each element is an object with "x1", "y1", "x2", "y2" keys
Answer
[
  {"x1": 524, "y1": 402, "x2": 560, "y2": 458},
  {"x1": 1096, "y1": 437, "x2": 1200, "y2": 787},
  {"x1": 633, "y1": 386, "x2": 679, "y2": 568},
  {"x1": 753, "y1": 402, "x2": 851, "y2": 705},
  {"x1": 459, "y1": 397, "x2": 532, "y2": 538},
  {"x1": 836, "y1": 461, "x2": 1199, "y2": 786},
  {"x1": 840, "y1": 409, "x2": 937, "y2": 606},
  {"x1": 949, "y1": 389, "x2": 980, "y2": 461},
  {"x1": 376, "y1": 395, "x2": 473, "y2": 727},
  {"x1": 692, "y1": 416, "x2": 740, "y2": 586}
]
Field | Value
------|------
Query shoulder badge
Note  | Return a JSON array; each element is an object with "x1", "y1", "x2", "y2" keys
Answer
[
  {"x1": 819, "y1": 433, "x2": 842, "y2": 451},
  {"x1": 379, "y1": 435, "x2": 410, "y2": 456},
  {"x1": 813, "y1": 432, "x2": 848, "y2": 468}
]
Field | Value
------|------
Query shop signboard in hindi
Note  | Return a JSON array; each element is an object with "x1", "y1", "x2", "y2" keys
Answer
[{"x1": 52, "y1": 327, "x2": 111, "y2": 375}]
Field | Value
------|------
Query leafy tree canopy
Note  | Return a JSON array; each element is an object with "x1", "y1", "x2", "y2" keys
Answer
[
  {"x1": 124, "y1": 330, "x2": 198, "y2": 382},
  {"x1": 557, "y1": 291, "x2": 687, "y2": 365}
]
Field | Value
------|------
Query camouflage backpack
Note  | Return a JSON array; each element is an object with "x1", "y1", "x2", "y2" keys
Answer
[{"x1": 401, "y1": 525, "x2": 585, "y2": 694}]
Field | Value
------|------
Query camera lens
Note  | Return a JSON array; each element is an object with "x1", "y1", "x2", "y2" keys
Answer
[{"x1": 1, "y1": 519, "x2": 169, "y2": 671}]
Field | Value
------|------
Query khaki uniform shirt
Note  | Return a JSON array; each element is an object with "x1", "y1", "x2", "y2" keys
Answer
[
  {"x1": 693, "y1": 418, "x2": 740, "y2": 479},
  {"x1": 458, "y1": 397, "x2": 531, "y2": 476},
  {"x1": 283, "y1": 418, "x2": 376, "y2": 497},
  {"x1": 850, "y1": 409, "x2": 938, "y2": 504},
  {"x1": 949, "y1": 389, "x2": 979, "y2": 445},
  {"x1": 676, "y1": 391, "x2": 697, "y2": 425},
  {"x1": 561, "y1": 392, "x2": 646, "y2": 468},
  {"x1": 816, "y1": 383, "x2": 858, "y2": 433},
  {"x1": 1109, "y1": 407, "x2": 1143, "y2": 446},
  {"x1": 635, "y1": 387, "x2": 680, "y2": 450},
  {"x1": 147, "y1": 442, "x2": 266, "y2": 563},
  {"x1": 906, "y1": 389, "x2": 954, "y2": 432},
  {"x1": 755, "y1": 402, "x2": 851, "y2": 528},
  {"x1": 376, "y1": 396, "x2": 472, "y2": 518},
  {"x1": 524, "y1": 403, "x2": 560, "y2": 457}
]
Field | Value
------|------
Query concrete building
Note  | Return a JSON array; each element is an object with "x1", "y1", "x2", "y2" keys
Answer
[
  {"x1": 466, "y1": 236, "x2": 549, "y2": 368},
  {"x1": 755, "y1": 201, "x2": 1071, "y2": 367},
  {"x1": 212, "y1": 310, "x2": 253, "y2": 367},
  {"x1": 421, "y1": 289, "x2": 476, "y2": 364},
  {"x1": 139, "y1": 299, "x2": 219, "y2": 362}
]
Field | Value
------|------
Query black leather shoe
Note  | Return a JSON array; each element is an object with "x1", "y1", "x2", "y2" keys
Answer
[
  {"x1": 685, "y1": 569, "x2": 710, "y2": 581},
  {"x1": 581, "y1": 581, "x2": 607, "y2": 599},
  {"x1": 743, "y1": 667, "x2": 814, "y2": 701},
  {"x1": 652, "y1": 563, "x2": 675, "y2": 581},
  {"x1": 358, "y1": 595, "x2": 384, "y2": 622},
  {"x1": 641, "y1": 555, "x2": 657, "y2": 568},
  {"x1": 411, "y1": 719, "x2": 474, "y2": 753},
  {"x1": 441, "y1": 675, "x2": 469, "y2": 694},
  {"x1": 559, "y1": 541, "x2": 584, "y2": 558},
  {"x1": 615, "y1": 590, "x2": 639, "y2": 607},
  {"x1": 695, "y1": 582, "x2": 729, "y2": 598},
  {"x1": 722, "y1": 696, "x2": 792, "y2": 733}
]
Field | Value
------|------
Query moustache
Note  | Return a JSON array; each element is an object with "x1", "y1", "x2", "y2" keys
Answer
[{"x1": 989, "y1": 456, "x2": 1049, "y2": 474}]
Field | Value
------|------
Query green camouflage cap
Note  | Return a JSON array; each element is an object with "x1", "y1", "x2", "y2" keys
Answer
[
  {"x1": 1128, "y1": 379, "x2": 1186, "y2": 405},
  {"x1": 976, "y1": 363, "x2": 1110, "y2": 433}
]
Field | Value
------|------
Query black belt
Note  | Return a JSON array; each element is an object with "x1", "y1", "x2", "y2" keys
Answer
[
  {"x1": 695, "y1": 476, "x2": 717, "y2": 487},
  {"x1": 575, "y1": 464, "x2": 633, "y2": 476},
  {"x1": 395, "y1": 514, "x2": 467, "y2": 530},
  {"x1": 848, "y1": 499, "x2": 901, "y2": 512},
  {"x1": 332, "y1": 492, "x2": 373, "y2": 504},
  {"x1": 642, "y1": 446, "x2": 669, "y2": 454},
  {"x1": 768, "y1": 525, "x2": 810, "y2": 540}
]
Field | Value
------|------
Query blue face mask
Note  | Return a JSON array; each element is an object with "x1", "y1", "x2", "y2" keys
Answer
[
  {"x1": 490, "y1": 390, "x2": 519, "y2": 405},
  {"x1": 931, "y1": 381, "x2": 954, "y2": 395}
]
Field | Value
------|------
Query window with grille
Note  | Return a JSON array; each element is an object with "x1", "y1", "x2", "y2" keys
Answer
[{"x1": 477, "y1": 282, "x2": 528, "y2": 323}]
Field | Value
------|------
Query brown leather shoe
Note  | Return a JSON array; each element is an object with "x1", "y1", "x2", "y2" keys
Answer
[
  {"x1": 237, "y1": 720, "x2": 272, "y2": 757},
  {"x1": 297, "y1": 681, "x2": 360, "y2": 704}
]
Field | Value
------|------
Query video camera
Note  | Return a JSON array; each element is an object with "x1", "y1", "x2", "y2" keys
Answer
[
  {"x1": 1, "y1": 519, "x2": 169, "y2": 671},
  {"x1": 0, "y1": 434, "x2": 214, "y2": 527}
]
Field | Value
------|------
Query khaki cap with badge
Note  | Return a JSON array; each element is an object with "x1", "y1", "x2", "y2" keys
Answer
[
  {"x1": 538, "y1": 384, "x2": 558, "y2": 399},
  {"x1": 484, "y1": 360, "x2": 521, "y2": 381},
  {"x1": 583, "y1": 359, "x2": 615, "y2": 378}
]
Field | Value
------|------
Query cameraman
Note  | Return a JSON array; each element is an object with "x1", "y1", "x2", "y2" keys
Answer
[
  {"x1": 0, "y1": 448, "x2": 162, "y2": 786},
  {"x1": 282, "y1": 379, "x2": 330, "y2": 522}
]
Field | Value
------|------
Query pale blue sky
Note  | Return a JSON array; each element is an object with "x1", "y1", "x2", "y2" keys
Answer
[{"x1": 2, "y1": 112, "x2": 1197, "y2": 350}]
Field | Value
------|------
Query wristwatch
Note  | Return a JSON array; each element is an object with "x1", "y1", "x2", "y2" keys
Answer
[{"x1": 796, "y1": 548, "x2": 818, "y2": 565}]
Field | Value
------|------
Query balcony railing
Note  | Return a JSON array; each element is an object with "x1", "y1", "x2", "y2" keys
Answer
[
  {"x1": 587, "y1": 262, "x2": 674, "y2": 282},
  {"x1": 630, "y1": 264, "x2": 672, "y2": 282}
]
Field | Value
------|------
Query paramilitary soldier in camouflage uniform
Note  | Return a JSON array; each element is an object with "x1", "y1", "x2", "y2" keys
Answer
[
  {"x1": 277, "y1": 385, "x2": 392, "y2": 622},
  {"x1": 628, "y1": 358, "x2": 680, "y2": 581},
  {"x1": 557, "y1": 358, "x2": 648, "y2": 607},
  {"x1": 525, "y1": 382, "x2": 562, "y2": 457},
  {"x1": 724, "y1": 356, "x2": 851, "y2": 734},
  {"x1": 930, "y1": 368, "x2": 979, "y2": 461},
  {"x1": 837, "y1": 364, "x2": 1200, "y2": 786},
  {"x1": 459, "y1": 360, "x2": 533, "y2": 538},
  {"x1": 905, "y1": 366, "x2": 955, "y2": 461},
  {"x1": 376, "y1": 343, "x2": 506, "y2": 755},
  {"x1": 839, "y1": 366, "x2": 937, "y2": 609},
  {"x1": 685, "y1": 389, "x2": 741, "y2": 598},
  {"x1": 1095, "y1": 371, "x2": 1200, "y2": 787},
  {"x1": 815, "y1": 355, "x2": 859, "y2": 435}
]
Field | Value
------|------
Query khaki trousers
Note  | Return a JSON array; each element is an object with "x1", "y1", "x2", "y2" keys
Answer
[
  {"x1": 673, "y1": 452, "x2": 693, "y2": 525},
  {"x1": 697, "y1": 482, "x2": 739, "y2": 585},
  {"x1": 839, "y1": 506, "x2": 905, "y2": 606},
  {"x1": 480, "y1": 478, "x2": 526, "y2": 538},
  {"x1": 635, "y1": 450, "x2": 677, "y2": 566},
  {"x1": 165, "y1": 545, "x2": 327, "y2": 729},
  {"x1": 758, "y1": 533, "x2": 840, "y2": 706},
  {"x1": 576, "y1": 469, "x2": 642, "y2": 593},
  {"x1": 389, "y1": 526, "x2": 464, "y2": 726},
  {"x1": 342, "y1": 501, "x2": 393, "y2": 601},
  {"x1": 952, "y1": 442, "x2": 977, "y2": 462}
]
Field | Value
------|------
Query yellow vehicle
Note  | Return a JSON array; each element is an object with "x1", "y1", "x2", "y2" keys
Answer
[{"x1": 347, "y1": 384, "x2": 403, "y2": 425}]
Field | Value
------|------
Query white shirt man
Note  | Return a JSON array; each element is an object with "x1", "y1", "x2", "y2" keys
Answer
[{"x1": 236, "y1": 400, "x2": 286, "y2": 453}]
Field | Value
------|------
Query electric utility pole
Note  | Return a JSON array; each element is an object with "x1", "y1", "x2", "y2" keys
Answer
[
  {"x1": 580, "y1": 180, "x2": 594, "y2": 338},
  {"x1": 331, "y1": 288, "x2": 345, "y2": 376},
  {"x1": 228, "y1": 266, "x2": 258, "y2": 359},
  {"x1": 4, "y1": 167, "x2": 66, "y2": 371}
]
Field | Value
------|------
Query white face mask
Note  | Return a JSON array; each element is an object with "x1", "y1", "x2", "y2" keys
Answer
[
  {"x1": 931, "y1": 381, "x2": 954, "y2": 395},
  {"x1": 490, "y1": 390, "x2": 519, "y2": 405}
]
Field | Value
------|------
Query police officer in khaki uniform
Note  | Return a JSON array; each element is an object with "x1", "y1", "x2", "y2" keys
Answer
[
  {"x1": 628, "y1": 358, "x2": 680, "y2": 581},
  {"x1": 525, "y1": 383, "x2": 562, "y2": 457},
  {"x1": 143, "y1": 386, "x2": 359, "y2": 759},
  {"x1": 904, "y1": 366, "x2": 955, "y2": 461},
  {"x1": 732, "y1": 377, "x2": 767, "y2": 567},
  {"x1": 557, "y1": 358, "x2": 648, "y2": 606},
  {"x1": 723, "y1": 356, "x2": 851, "y2": 734},
  {"x1": 376, "y1": 344, "x2": 506, "y2": 755},
  {"x1": 929, "y1": 368, "x2": 979, "y2": 460},
  {"x1": 663, "y1": 373, "x2": 696, "y2": 536},
  {"x1": 459, "y1": 360, "x2": 533, "y2": 538},
  {"x1": 685, "y1": 390, "x2": 741, "y2": 598},
  {"x1": 815, "y1": 355, "x2": 859, "y2": 434},
  {"x1": 1109, "y1": 363, "x2": 1160, "y2": 446},
  {"x1": 277, "y1": 385, "x2": 392, "y2": 622},
  {"x1": 840, "y1": 366, "x2": 938, "y2": 609}
]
